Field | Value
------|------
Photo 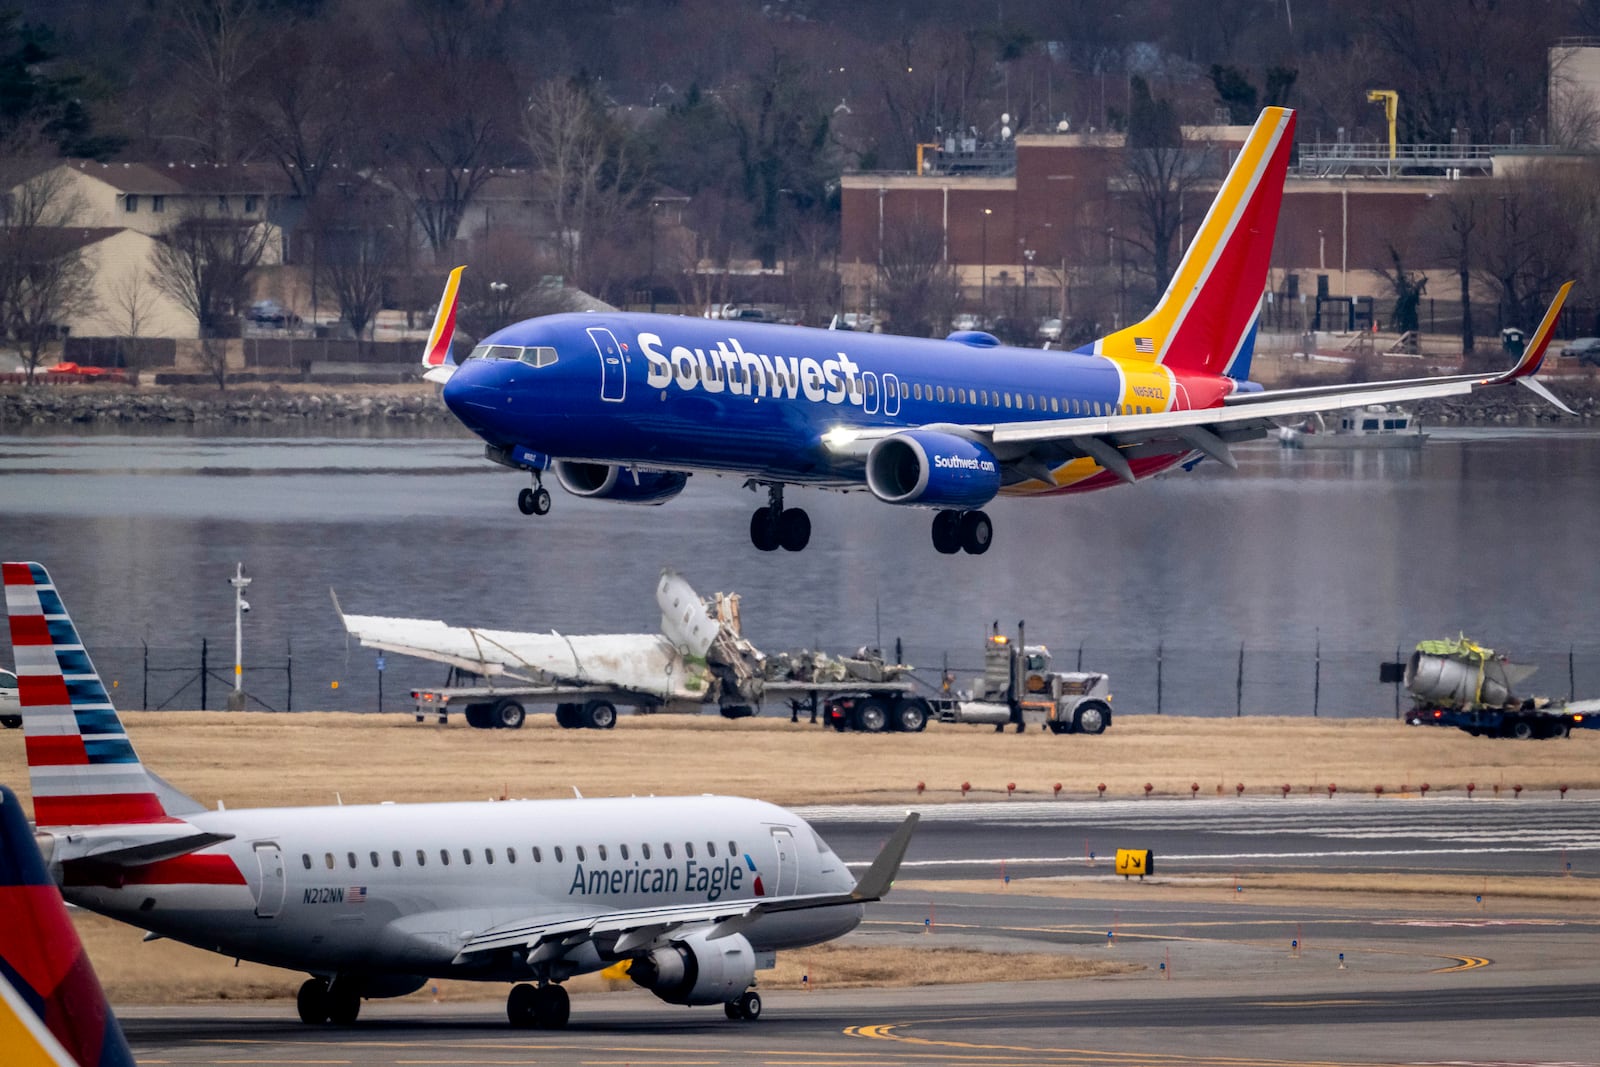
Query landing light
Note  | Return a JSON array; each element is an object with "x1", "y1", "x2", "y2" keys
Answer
[{"x1": 822, "y1": 427, "x2": 860, "y2": 447}]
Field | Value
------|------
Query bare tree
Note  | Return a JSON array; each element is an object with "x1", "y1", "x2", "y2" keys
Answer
[
  {"x1": 107, "y1": 270, "x2": 162, "y2": 374},
  {"x1": 1121, "y1": 78, "x2": 1215, "y2": 299},
  {"x1": 1373, "y1": 245, "x2": 1427, "y2": 340},
  {"x1": 0, "y1": 170, "x2": 98, "y2": 382},
  {"x1": 877, "y1": 219, "x2": 961, "y2": 337},
  {"x1": 1420, "y1": 183, "x2": 1490, "y2": 354},
  {"x1": 162, "y1": 0, "x2": 268, "y2": 163},
  {"x1": 311, "y1": 183, "x2": 405, "y2": 348},
  {"x1": 1476, "y1": 164, "x2": 1587, "y2": 336},
  {"x1": 149, "y1": 207, "x2": 270, "y2": 388}
]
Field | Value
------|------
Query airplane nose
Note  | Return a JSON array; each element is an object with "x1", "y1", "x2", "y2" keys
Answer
[{"x1": 440, "y1": 360, "x2": 504, "y2": 434}]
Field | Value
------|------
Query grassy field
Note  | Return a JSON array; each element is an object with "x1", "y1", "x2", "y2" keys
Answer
[{"x1": 3, "y1": 711, "x2": 1596, "y2": 811}]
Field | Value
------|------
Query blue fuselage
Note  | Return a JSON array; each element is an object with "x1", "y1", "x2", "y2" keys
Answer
[{"x1": 442, "y1": 313, "x2": 1141, "y2": 485}]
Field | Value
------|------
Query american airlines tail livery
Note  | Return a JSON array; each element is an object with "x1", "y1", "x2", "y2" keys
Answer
[
  {"x1": 4, "y1": 562, "x2": 917, "y2": 1029},
  {"x1": 424, "y1": 106, "x2": 1572, "y2": 555}
]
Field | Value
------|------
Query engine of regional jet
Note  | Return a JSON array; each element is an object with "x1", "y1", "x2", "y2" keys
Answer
[{"x1": 628, "y1": 930, "x2": 757, "y2": 1006}]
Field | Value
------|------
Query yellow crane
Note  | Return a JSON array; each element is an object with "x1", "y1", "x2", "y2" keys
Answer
[{"x1": 1367, "y1": 89, "x2": 1398, "y2": 166}]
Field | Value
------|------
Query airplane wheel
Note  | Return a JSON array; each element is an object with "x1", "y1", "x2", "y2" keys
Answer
[
  {"x1": 535, "y1": 984, "x2": 570, "y2": 1028},
  {"x1": 778, "y1": 507, "x2": 811, "y2": 551},
  {"x1": 297, "y1": 978, "x2": 330, "y2": 1024},
  {"x1": 326, "y1": 985, "x2": 361, "y2": 1026},
  {"x1": 931, "y1": 510, "x2": 962, "y2": 554},
  {"x1": 507, "y1": 983, "x2": 537, "y2": 1028},
  {"x1": 493, "y1": 699, "x2": 526, "y2": 729},
  {"x1": 0, "y1": 715, "x2": 20, "y2": 729},
  {"x1": 959, "y1": 510, "x2": 993, "y2": 555},
  {"x1": 750, "y1": 508, "x2": 780, "y2": 551},
  {"x1": 727, "y1": 990, "x2": 761, "y2": 1020},
  {"x1": 517, "y1": 487, "x2": 537, "y2": 515},
  {"x1": 531, "y1": 487, "x2": 552, "y2": 515},
  {"x1": 584, "y1": 699, "x2": 617, "y2": 729}
]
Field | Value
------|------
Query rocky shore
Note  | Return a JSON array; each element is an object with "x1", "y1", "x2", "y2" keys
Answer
[{"x1": 2, "y1": 377, "x2": 1597, "y2": 426}]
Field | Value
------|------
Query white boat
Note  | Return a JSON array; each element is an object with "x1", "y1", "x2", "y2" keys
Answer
[{"x1": 1277, "y1": 405, "x2": 1428, "y2": 449}]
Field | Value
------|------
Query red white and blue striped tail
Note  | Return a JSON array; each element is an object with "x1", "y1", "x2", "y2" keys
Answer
[
  {"x1": 4, "y1": 562, "x2": 194, "y2": 829},
  {"x1": 0, "y1": 785, "x2": 137, "y2": 1067}
]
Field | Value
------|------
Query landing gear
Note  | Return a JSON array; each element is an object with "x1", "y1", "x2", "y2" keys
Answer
[
  {"x1": 931, "y1": 510, "x2": 992, "y2": 555},
  {"x1": 507, "y1": 982, "x2": 570, "y2": 1029},
  {"x1": 724, "y1": 989, "x2": 762, "y2": 1021},
  {"x1": 517, "y1": 479, "x2": 552, "y2": 516},
  {"x1": 297, "y1": 976, "x2": 359, "y2": 1025},
  {"x1": 750, "y1": 484, "x2": 810, "y2": 552}
]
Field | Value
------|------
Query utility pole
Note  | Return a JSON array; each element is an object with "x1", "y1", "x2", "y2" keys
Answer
[{"x1": 229, "y1": 562, "x2": 251, "y2": 711}]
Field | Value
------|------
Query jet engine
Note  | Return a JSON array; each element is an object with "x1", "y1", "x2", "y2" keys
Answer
[
  {"x1": 553, "y1": 462, "x2": 689, "y2": 505},
  {"x1": 865, "y1": 430, "x2": 1001, "y2": 509},
  {"x1": 627, "y1": 930, "x2": 756, "y2": 1006}
]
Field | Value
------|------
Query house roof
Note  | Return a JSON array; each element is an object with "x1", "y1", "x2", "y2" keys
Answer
[
  {"x1": 65, "y1": 160, "x2": 301, "y2": 197},
  {"x1": 0, "y1": 226, "x2": 135, "y2": 258}
]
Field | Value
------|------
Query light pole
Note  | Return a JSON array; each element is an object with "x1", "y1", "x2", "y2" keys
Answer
[
  {"x1": 1022, "y1": 247, "x2": 1035, "y2": 320},
  {"x1": 980, "y1": 207, "x2": 992, "y2": 325},
  {"x1": 228, "y1": 562, "x2": 251, "y2": 712}
]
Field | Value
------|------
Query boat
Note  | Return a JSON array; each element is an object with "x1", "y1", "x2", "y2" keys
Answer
[{"x1": 1277, "y1": 405, "x2": 1428, "y2": 449}]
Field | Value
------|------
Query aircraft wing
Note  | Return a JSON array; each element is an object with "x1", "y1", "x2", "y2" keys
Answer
[
  {"x1": 824, "y1": 283, "x2": 1573, "y2": 484},
  {"x1": 453, "y1": 813, "x2": 917, "y2": 964}
]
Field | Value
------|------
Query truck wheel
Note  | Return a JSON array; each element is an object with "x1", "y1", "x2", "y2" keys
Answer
[
  {"x1": 583, "y1": 700, "x2": 617, "y2": 729},
  {"x1": 555, "y1": 703, "x2": 578, "y2": 728},
  {"x1": 1509, "y1": 718, "x2": 1535, "y2": 740},
  {"x1": 720, "y1": 705, "x2": 756, "y2": 719},
  {"x1": 893, "y1": 699, "x2": 928, "y2": 732},
  {"x1": 1073, "y1": 701, "x2": 1110, "y2": 735},
  {"x1": 463, "y1": 704, "x2": 495, "y2": 729},
  {"x1": 854, "y1": 700, "x2": 889, "y2": 733},
  {"x1": 1048, "y1": 721, "x2": 1071, "y2": 735},
  {"x1": 493, "y1": 700, "x2": 526, "y2": 729}
]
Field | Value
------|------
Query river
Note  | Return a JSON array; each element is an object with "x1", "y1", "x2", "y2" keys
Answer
[{"x1": 2, "y1": 422, "x2": 1597, "y2": 719}]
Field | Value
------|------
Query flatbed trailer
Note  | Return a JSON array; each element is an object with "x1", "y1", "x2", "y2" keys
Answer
[{"x1": 1404, "y1": 699, "x2": 1600, "y2": 740}]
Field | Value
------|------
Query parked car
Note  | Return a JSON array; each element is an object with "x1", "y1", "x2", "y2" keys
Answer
[
  {"x1": 1, "y1": 667, "x2": 19, "y2": 729},
  {"x1": 1038, "y1": 317, "x2": 1064, "y2": 342},
  {"x1": 951, "y1": 313, "x2": 980, "y2": 331},
  {"x1": 1559, "y1": 337, "x2": 1600, "y2": 365},
  {"x1": 727, "y1": 306, "x2": 769, "y2": 322},
  {"x1": 247, "y1": 299, "x2": 299, "y2": 327}
]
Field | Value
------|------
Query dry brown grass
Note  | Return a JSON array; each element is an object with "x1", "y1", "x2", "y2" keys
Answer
[
  {"x1": 761, "y1": 944, "x2": 1139, "y2": 988},
  {"x1": 3, "y1": 712, "x2": 1596, "y2": 811}
]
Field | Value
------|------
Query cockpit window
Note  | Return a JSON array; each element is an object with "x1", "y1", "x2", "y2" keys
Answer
[
  {"x1": 464, "y1": 344, "x2": 525, "y2": 362},
  {"x1": 517, "y1": 346, "x2": 558, "y2": 368}
]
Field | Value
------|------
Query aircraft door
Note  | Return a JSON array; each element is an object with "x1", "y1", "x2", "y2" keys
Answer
[
  {"x1": 588, "y1": 327, "x2": 627, "y2": 403},
  {"x1": 253, "y1": 843, "x2": 286, "y2": 919},
  {"x1": 881, "y1": 373, "x2": 901, "y2": 417},
  {"x1": 770, "y1": 827, "x2": 799, "y2": 896},
  {"x1": 862, "y1": 371, "x2": 880, "y2": 414}
]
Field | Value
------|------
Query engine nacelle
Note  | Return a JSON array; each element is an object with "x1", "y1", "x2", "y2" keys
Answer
[
  {"x1": 866, "y1": 431, "x2": 1001, "y2": 509},
  {"x1": 553, "y1": 462, "x2": 688, "y2": 505},
  {"x1": 628, "y1": 930, "x2": 756, "y2": 1006}
]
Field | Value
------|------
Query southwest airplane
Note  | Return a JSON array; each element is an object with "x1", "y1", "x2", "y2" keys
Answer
[
  {"x1": 423, "y1": 105, "x2": 1573, "y2": 555},
  {"x1": 4, "y1": 562, "x2": 917, "y2": 1028}
]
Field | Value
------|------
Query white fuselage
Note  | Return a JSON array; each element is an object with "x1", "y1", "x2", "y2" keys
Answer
[{"x1": 64, "y1": 795, "x2": 859, "y2": 981}]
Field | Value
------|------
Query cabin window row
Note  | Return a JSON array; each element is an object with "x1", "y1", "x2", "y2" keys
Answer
[
  {"x1": 301, "y1": 839, "x2": 742, "y2": 872},
  {"x1": 902, "y1": 381, "x2": 1154, "y2": 417}
]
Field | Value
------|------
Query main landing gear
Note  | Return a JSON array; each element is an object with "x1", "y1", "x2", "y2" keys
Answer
[
  {"x1": 507, "y1": 982, "x2": 571, "y2": 1029},
  {"x1": 930, "y1": 509, "x2": 992, "y2": 555},
  {"x1": 297, "y1": 976, "x2": 361, "y2": 1025},
  {"x1": 750, "y1": 483, "x2": 810, "y2": 552},
  {"x1": 724, "y1": 989, "x2": 762, "y2": 1020},
  {"x1": 516, "y1": 473, "x2": 552, "y2": 516}
]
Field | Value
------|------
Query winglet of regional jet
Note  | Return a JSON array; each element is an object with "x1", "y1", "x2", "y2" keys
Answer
[
  {"x1": 421, "y1": 265, "x2": 466, "y2": 384},
  {"x1": 1489, "y1": 281, "x2": 1575, "y2": 414},
  {"x1": 850, "y1": 812, "x2": 919, "y2": 902}
]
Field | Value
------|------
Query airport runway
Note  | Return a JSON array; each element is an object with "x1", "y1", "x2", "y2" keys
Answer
[{"x1": 120, "y1": 799, "x2": 1600, "y2": 1066}]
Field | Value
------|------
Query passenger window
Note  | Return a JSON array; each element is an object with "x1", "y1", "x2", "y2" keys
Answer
[
  {"x1": 1003, "y1": 393, "x2": 1012, "y2": 409},
  {"x1": 576, "y1": 846, "x2": 586, "y2": 862},
  {"x1": 369, "y1": 851, "x2": 379, "y2": 868},
  {"x1": 935, "y1": 386, "x2": 945, "y2": 402},
  {"x1": 463, "y1": 849, "x2": 472, "y2": 865},
  {"x1": 507, "y1": 848, "x2": 517, "y2": 863},
  {"x1": 728, "y1": 840, "x2": 738, "y2": 855},
  {"x1": 554, "y1": 846, "x2": 564, "y2": 862},
  {"x1": 485, "y1": 848, "x2": 494, "y2": 865},
  {"x1": 1050, "y1": 397, "x2": 1059, "y2": 412},
  {"x1": 532, "y1": 847, "x2": 542, "y2": 862},
  {"x1": 708, "y1": 842, "x2": 717, "y2": 857},
  {"x1": 912, "y1": 383, "x2": 922, "y2": 400},
  {"x1": 416, "y1": 850, "x2": 426, "y2": 866},
  {"x1": 900, "y1": 382, "x2": 909, "y2": 399},
  {"x1": 686, "y1": 842, "x2": 695, "y2": 858},
  {"x1": 440, "y1": 849, "x2": 450, "y2": 866},
  {"x1": 346, "y1": 851, "x2": 357, "y2": 869},
  {"x1": 302, "y1": 853, "x2": 312, "y2": 870},
  {"x1": 621, "y1": 844, "x2": 630, "y2": 860},
  {"x1": 1027, "y1": 395, "x2": 1036, "y2": 410},
  {"x1": 664, "y1": 842, "x2": 673, "y2": 859},
  {"x1": 325, "y1": 852, "x2": 335, "y2": 870},
  {"x1": 642, "y1": 843, "x2": 651, "y2": 860},
  {"x1": 392, "y1": 850, "x2": 402, "y2": 867},
  {"x1": 598, "y1": 845, "x2": 608, "y2": 861}
]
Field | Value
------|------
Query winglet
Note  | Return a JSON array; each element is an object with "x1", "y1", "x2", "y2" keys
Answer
[
  {"x1": 850, "y1": 812, "x2": 919, "y2": 902},
  {"x1": 421, "y1": 265, "x2": 466, "y2": 383},
  {"x1": 1491, "y1": 281, "x2": 1575, "y2": 414}
]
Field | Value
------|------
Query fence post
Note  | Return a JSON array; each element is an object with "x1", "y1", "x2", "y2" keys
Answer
[
  {"x1": 1236, "y1": 643, "x2": 1245, "y2": 717},
  {"x1": 1393, "y1": 645, "x2": 1401, "y2": 719},
  {"x1": 286, "y1": 638, "x2": 293, "y2": 713},
  {"x1": 200, "y1": 638, "x2": 207, "y2": 712},
  {"x1": 142, "y1": 639, "x2": 149, "y2": 711},
  {"x1": 1312, "y1": 630, "x2": 1320, "y2": 718},
  {"x1": 1156, "y1": 641, "x2": 1163, "y2": 715},
  {"x1": 1077, "y1": 641, "x2": 1083, "y2": 672}
]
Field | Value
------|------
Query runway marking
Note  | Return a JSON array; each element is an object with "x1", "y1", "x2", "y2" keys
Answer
[{"x1": 1432, "y1": 955, "x2": 1493, "y2": 972}]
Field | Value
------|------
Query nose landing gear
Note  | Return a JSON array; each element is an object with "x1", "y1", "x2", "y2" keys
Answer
[
  {"x1": 749, "y1": 483, "x2": 810, "y2": 552},
  {"x1": 517, "y1": 478, "x2": 551, "y2": 516}
]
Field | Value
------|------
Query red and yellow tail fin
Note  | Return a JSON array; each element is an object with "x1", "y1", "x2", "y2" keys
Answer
[
  {"x1": 1096, "y1": 106, "x2": 1295, "y2": 381},
  {"x1": 421, "y1": 265, "x2": 466, "y2": 380}
]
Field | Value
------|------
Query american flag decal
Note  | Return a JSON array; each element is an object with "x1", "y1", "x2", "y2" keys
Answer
[
  {"x1": 1134, "y1": 337, "x2": 1154, "y2": 353},
  {"x1": 348, "y1": 886, "x2": 367, "y2": 903}
]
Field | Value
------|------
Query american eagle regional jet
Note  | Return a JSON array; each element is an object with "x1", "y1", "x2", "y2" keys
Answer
[
  {"x1": 4, "y1": 562, "x2": 917, "y2": 1029},
  {"x1": 423, "y1": 106, "x2": 1573, "y2": 555}
]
